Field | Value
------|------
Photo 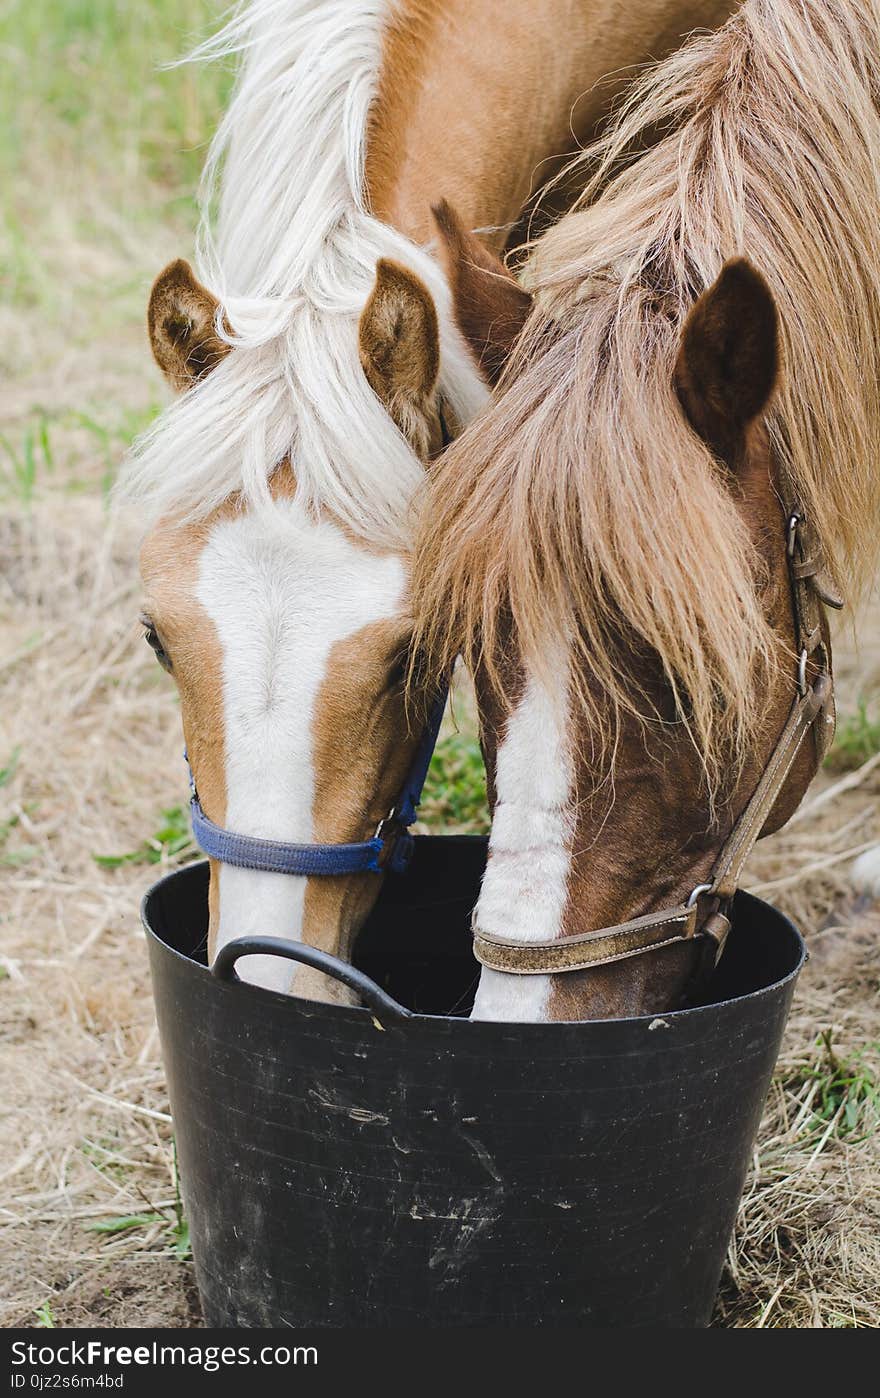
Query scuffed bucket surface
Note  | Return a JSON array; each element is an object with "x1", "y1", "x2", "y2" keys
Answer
[{"x1": 143, "y1": 837, "x2": 804, "y2": 1328}]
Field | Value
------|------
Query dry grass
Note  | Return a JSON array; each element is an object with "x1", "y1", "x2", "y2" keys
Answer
[
  {"x1": 2, "y1": 482, "x2": 877, "y2": 1333},
  {"x1": 1, "y1": 2, "x2": 879, "y2": 1332},
  {"x1": 716, "y1": 919, "x2": 880, "y2": 1328}
]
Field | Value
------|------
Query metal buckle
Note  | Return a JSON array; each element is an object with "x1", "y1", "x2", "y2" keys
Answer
[
  {"x1": 373, "y1": 807, "x2": 398, "y2": 843},
  {"x1": 786, "y1": 511, "x2": 803, "y2": 558},
  {"x1": 373, "y1": 810, "x2": 406, "y2": 869}
]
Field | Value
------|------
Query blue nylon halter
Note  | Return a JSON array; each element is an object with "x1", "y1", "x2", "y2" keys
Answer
[{"x1": 187, "y1": 684, "x2": 448, "y2": 878}]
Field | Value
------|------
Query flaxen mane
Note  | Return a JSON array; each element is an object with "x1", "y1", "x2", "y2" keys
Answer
[
  {"x1": 413, "y1": 0, "x2": 880, "y2": 788},
  {"x1": 119, "y1": 0, "x2": 484, "y2": 545}
]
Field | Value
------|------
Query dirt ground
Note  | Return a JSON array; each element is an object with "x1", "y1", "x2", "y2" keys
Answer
[{"x1": 2, "y1": 5, "x2": 879, "y2": 1332}]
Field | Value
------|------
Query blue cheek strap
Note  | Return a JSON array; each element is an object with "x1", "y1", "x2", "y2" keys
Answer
[{"x1": 186, "y1": 683, "x2": 447, "y2": 879}]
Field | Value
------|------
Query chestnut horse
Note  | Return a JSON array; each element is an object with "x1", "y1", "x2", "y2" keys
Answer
[
  {"x1": 413, "y1": 0, "x2": 880, "y2": 1020},
  {"x1": 120, "y1": 0, "x2": 736, "y2": 1000}
]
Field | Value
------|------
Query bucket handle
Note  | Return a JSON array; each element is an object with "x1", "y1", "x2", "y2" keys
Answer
[{"x1": 212, "y1": 936, "x2": 412, "y2": 1024}]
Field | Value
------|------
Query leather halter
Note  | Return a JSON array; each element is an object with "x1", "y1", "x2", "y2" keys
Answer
[
  {"x1": 187, "y1": 684, "x2": 448, "y2": 878},
  {"x1": 472, "y1": 507, "x2": 843, "y2": 979}
]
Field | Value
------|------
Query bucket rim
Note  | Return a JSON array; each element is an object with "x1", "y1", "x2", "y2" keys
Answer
[{"x1": 141, "y1": 858, "x2": 806, "y2": 1033}]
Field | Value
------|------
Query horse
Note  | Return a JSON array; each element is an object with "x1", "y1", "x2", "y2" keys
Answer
[
  {"x1": 411, "y1": 0, "x2": 880, "y2": 1021},
  {"x1": 120, "y1": 0, "x2": 738, "y2": 1000}
]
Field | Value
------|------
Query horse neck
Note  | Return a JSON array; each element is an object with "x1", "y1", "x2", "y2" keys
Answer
[{"x1": 365, "y1": 0, "x2": 741, "y2": 250}]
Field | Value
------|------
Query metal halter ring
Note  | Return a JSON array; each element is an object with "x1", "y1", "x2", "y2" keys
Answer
[{"x1": 686, "y1": 883, "x2": 714, "y2": 909}]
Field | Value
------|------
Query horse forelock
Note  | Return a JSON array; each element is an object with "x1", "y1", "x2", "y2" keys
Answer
[
  {"x1": 413, "y1": 0, "x2": 880, "y2": 794},
  {"x1": 118, "y1": 0, "x2": 486, "y2": 549}
]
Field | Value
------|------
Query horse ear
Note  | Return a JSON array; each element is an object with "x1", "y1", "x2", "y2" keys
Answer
[
  {"x1": 359, "y1": 258, "x2": 440, "y2": 446},
  {"x1": 432, "y1": 199, "x2": 532, "y2": 386},
  {"x1": 674, "y1": 259, "x2": 778, "y2": 459},
  {"x1": 148, "y1": 259, "x2": 230, "y2": 393}
]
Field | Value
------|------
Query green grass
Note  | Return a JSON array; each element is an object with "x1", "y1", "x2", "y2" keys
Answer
[
  {"x1": 93, "y1": 805, "x2": 195, "y2": 870},
  {"x1": 825, "y1": 698, "x2": 880, "y2": 773},
  {"x1": 0, "y1": 1, "x2": 231, "y2": 313},
  {"x1": 0, "y1": 416, "x2": 52, "y2": 504},
  {"x1": 782, "y1": 1029, "x2": 880, "y2": 1142},
  {"x1": 0, "y1": 405, "x2": 165, "y2": 504},
  {"x1": 81, "y1": 1136, "x2": 134, "y2": 1185},
  {"x1": 421, "y1": 732, "x2": 490, "y2": 834},
  {"x1": 87, "y1": 1211, "x2": 190, "y2": 1262},
  {"x1": 87, "y1": 1212, "x2": 165, "y2": 1236},
  {"x1": 0, "y1": 1, "x2": 230, "y2": 189},
  {"x1": 0, "y1": 804, "x2": 39, "y2": 868},
  {"x1": 0, "y1": 749, "x2": 21, "y2": 788},
  {"x1": 34, "y1": 1301, "x2": 56, "y2": 1328},
  {"x1": 86, "y1": 1139, "x2": 190, "y2": 1261}
]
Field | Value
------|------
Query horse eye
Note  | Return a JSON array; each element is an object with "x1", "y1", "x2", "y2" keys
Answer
[{"x1": 141, "y1": 618, "x2": 172, "y2": 672}]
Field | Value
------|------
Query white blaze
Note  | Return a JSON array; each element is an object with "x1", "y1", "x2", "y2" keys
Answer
[
  {"x1": 197, "y1": 501, "x2": 405, "y2": 992},
  {"x1": 471, "y1": 669, "x2": 574, "y2": 1022}
]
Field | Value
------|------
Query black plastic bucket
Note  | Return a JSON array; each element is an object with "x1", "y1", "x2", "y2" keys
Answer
[{"x1": 143, "y1": 835, "x2": 804, "y2": 1328}]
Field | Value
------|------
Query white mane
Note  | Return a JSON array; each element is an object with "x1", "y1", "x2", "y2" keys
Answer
[{"x1": 121, "y1": 0, "x2": 485, "y2": 546}]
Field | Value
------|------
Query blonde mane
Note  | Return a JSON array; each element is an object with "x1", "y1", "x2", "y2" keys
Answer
[
  {"x1": 413, "y1": 0, "x2": 880, "y2": 785},
  {"x1": 119, "y1": 0, "x2": 484, "y2": 546}
]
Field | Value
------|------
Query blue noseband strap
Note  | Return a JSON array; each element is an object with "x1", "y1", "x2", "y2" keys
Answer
[
  {"x1": 190, "y1": 803, "x2": 386, "y2": 876},
  {"x1": 187, "y1": 683, "x2": 448, "y2": 879}
]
